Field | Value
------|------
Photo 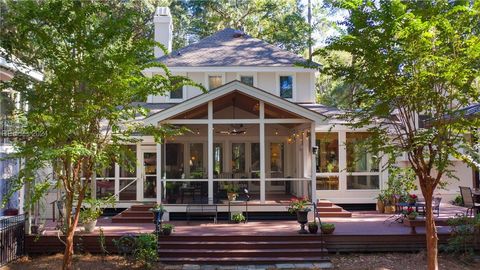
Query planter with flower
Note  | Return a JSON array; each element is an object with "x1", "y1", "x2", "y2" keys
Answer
[
  {"x1": 150, "y1": 204, "x2": 167, "y2": 233},
  {"x1": 224, "y1": 183, "x2": 239, "y2": 201},
  {"x1": 407, "y1": 194, "x2": 418, "y2": 206},
  {"x1": 287, "y1": 197, "x2": 311, "y2": 234},
  {"x1": 308, "y1": 222, "x2": 318, "y2": 234},
  {"x1": 320, "y1": 223, "x2": 335, "y2": 234},
  {"x1": 404, "y1": 207, "x2": 418, "y2": 220},
  {"x1": 80, "y1": 196, "x2": 115, "y2": 233}
]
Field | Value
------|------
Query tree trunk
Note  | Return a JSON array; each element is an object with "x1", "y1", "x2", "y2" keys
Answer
[
  {"x1": 423, "y1": 188, "x2": 438, "y2": 270},
  {"x1": 62, "y1": 226, "x2": 74, "y2": 270}
]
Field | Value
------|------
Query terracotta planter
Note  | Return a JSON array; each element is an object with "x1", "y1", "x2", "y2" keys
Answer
[
  {"x1": 376, "y1": 200, "x2": 385, "y2": 213},
  {"x1": 384, "y1": 205, "x2": 396, "y2": 214},
  {"x1": 407, "y1": 214, "x2": 417, "y2": 220},
  {"x1": 84, "y1": 220, "x2": 97, "y2": 233}
]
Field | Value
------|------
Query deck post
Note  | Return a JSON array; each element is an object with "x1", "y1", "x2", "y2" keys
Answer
[
  {"x1": 156, "y1": 143, "x2": 162, "y2": 204},
  {"x1": 259, "y1": 101, "x2": 265, "y2": 203},
  {"x1": 136, "y1": 142, "x2": 142, "y2": 201},
  {"x1": 310, "y1": 122, "x2": 317, "y2": 203},
  {"x1": 208, "y1": 101, "x2": 214, "y2": 204}
]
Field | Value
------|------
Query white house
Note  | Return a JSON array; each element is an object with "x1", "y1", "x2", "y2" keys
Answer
[{"x1": 32, "y1": 7, "x2": 477, "y2": 221}]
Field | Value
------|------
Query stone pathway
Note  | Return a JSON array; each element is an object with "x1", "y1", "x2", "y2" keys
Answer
[{"x1": 163, "y1": 262, "x2": 333, "y2": 270}]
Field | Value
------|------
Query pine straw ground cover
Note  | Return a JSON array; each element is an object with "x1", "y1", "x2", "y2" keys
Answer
[{"x1": 0, "y1": 252, "x2": 479, "y2": 270}]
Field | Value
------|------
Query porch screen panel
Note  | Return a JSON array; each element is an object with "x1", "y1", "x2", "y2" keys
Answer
[
  {"x1": 96, "y1": 162, "x2": 115, "y2": 199},
  {"x1": 231, "y1": 143, "x2": 245, "y2": 177},
  {"x1": 162, "y1": 143, "x2": 184, "y2": 179},
  {"x1": 250, "y1": 143, "x2": 260, "y2": 179},
  {"x1": 163, "y1": 181, "x2": 208, "y2": 204},
  {"x1": 189, "y1": 143, "x2": 204, "y2": 179},
  {"x1": 213, "y1": 143, "x2": 223, "y2": 178},
  {"x1": 143, "y1": 152, "x2": 157, "y2": 199},
  {"x1": 316, "y1": 132, "x2": 339, "y2": 173},
  {"x1": 119, "y1": 145, "x2": 137, "y2": 200}
]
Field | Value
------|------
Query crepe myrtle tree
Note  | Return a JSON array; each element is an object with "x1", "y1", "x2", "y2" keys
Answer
[
  {"x1": 318, "y1": 1, "x2": 479, "y2": 269},
  {"x1": 0, "y1": 1, "x2": 202, "y2": 269}
]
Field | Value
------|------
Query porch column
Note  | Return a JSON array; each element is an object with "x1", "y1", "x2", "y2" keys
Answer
[
  {"x1": 135, "y1": 142, "x2": 142, "y2": 201},
  {"x1": 156, "y1": 142, "x2": 162, "y2": 204},
  {"x1": 310, "y1": 122, "x2": 317, "y2": 203},
  {"x1": 208, "y1": 101, "x2": 214, "y2": 204},
  {"x1": 338, "y1": 131, "x2": 347, "y2": 192},
  {"x1": 259, "y1": 101, "x2": 266, "y2": 203}
]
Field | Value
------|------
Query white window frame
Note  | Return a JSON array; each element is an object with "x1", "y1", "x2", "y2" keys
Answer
[
  {"x1": 205, "y1": 73, "x2": 225, "y2": 91},
  {"x1": 236, "y1": 72, "x2": 257, "y2": 87},
  {"x1": 276, "y1": 73, "x2": 296, "y2": 101},
  {"x1": 165, "y1": 72, "x2": 186, "y2": 103}
]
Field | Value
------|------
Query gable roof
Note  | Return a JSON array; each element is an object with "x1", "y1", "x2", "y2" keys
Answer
[
  {"x1": 156, "y1": 28, "x2": 312, "y2": 67},
  {"x1": 143, "y1": 80, "x2": 327, "y2": 125}
]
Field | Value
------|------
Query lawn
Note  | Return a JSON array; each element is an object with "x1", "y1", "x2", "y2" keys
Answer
[{"x1": 1, "y1": 252, "x2": 479, "y2": 270}]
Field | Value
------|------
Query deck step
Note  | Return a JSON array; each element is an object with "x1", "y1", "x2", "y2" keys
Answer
[
  {"x1": 111, "y1": 216, "x2": 153, "y2": 223},
  {"x1": 119, "y1": 210, "x2": 153, "y2": 217},
  {"x1": 317, "y1": 206, "x2": 343, "y2": 212},
  {"x1": 158, "y1": 256, "x2": 331, "y2": 264},
  {"x1": 159, "y1": 241, "x2": 325, "y2": 249},
  {"x1": 318, "y1": 211, "x2": 352, "y2": 218}
]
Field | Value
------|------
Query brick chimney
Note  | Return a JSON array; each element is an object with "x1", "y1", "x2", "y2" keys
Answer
[{"x1": 153, "y1": 7, "x2": 173, "y2": 58}]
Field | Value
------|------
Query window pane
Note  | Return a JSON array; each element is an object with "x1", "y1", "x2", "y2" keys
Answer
[
  {"x1": 240, "y1": 76, "x2": 254, "y2": 86},
  {"x1": 316, "y1": 133, "x2": 339, "y2": 173},
  {"x1": 96, "y1": 180, "x2": 114, "y2": 199},
  {"x1": 316, "y1": 176, "x2": 339, "y2": 190},
  {"x1": 189, "y1": 143, "x2": 204, "y2": 179},
  {"x1": 251, "y1": 143, "x2": 260, "y2": 178},
  {"x1": 269, "y1": 143, "x2": 284, "y2": 178},
  {"x1": 231, "y1": 143, "x2": 245, "y2": 174},
  {"x1": 170, "y1": 86, "x2": 183, "y2": 99},
  {"x1": 347, "y1": 175, "x2": 379, "y2": 190},
  {"x1": 279, "y1": 76, "x2": 293, "y2": 98},
  {"x1": 209, "y1": 75, "x2": 223, "y2": 90},
  {"x1": 346, "y1": 133, "x2": 379, "y2": 172}
]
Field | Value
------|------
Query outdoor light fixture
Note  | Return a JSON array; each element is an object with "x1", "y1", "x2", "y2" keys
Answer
[{"x1": 312, "y1": 146, "x2": 319, "y2": 155}]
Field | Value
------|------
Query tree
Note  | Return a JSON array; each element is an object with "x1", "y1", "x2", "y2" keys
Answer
[
  {"x1": 318, "y1": 1, "x2": 480, "y2": 269},
  {"x1": 0, "y1": 1, "x2": 198, "y2": 269},
  {"x1": 187, "y1": 0, "x2": 314, "y2": 54}
]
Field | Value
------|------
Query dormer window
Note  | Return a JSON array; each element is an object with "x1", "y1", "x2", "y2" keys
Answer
[
  {"x1": 240, "y1": 76, "x2": 254, "y2": 86},
  {"x1": 169, "y1": 86, "x2": 183, "y2": 99},
  {"x1": 208, "y1": 75, "x2": 223, "y2": 90},
  {"x1": 279, "y1": 75, "x2": 294, "y2": 99}
]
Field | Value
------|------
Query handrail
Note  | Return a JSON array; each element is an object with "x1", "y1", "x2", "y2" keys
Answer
[{"x1": 313, "y1": 199, "x2": 321, "y2": 226}]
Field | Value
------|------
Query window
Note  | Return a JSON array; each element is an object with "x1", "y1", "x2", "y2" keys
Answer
[
  {"x1": 213, "y1": 143, "x2": 223, "y2": 177},
  {"x1": 251, "y1": 143, "x2": 260, "y2": 178},
  {"x1": 189, "y1": 143, "x2": 204, "y2": 179},
  {"x1": 316, "y1": 133, "x2": 339, "y2": 173},
  {"x1": 169, "y1": 86, "x2": 183, "y2": 99},
  {"x1": 231, "y1": 143, "x2": 245, "y2": 174},
  {"x1": 346, "y1": 133, "x2": 379, "y2": 172},
  {"x1": 208, "y1": 75, "x2": 223, "y2": 90},
  {"x1": 240, "y1": 75, "x2": 254, "y2": 86},
  {"x1": 269, "y1": 143, "x2": 284, "y2": 178},
  {"x1": 316, "y1": 176, "x2": 339, "y2": 190},
  {"x1": 347, "y1": 175, "x2": 380, "y2": 190},
  {"x1": 279, "y1": 75, "x2": 293, "y2": 98}
]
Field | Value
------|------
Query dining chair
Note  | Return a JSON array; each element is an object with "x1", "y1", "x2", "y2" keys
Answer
[{"x1": 459, "y1": 186, "x2": 480, "y2": 217}]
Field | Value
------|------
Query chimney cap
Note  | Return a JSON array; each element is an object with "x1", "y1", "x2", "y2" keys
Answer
[{"x1": 155, "y1": 7, "x2": 171, "y2": 17}]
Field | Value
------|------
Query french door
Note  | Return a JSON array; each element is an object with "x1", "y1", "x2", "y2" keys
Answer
[{"x1": 140, "y1": 146, "x2": 157, "y2": 202}]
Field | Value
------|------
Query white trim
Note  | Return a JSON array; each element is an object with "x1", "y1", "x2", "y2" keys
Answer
[
  {"x1": 259, "y1": 101, "x2": 266, "y2": 203},
  {"x1": 143, "y1": 66, "x2": 317, "y2": 74},
  {"x1": 205, "y1": 72, "x2": 225, "y2": 90},
  {"x1": 163, "y1": 119, "x2": 311, "y2": 125},
  {"x1": 236, "y1": 72, "x2": 257, "y2": 87},
  {"x1": 144, "y1": 81, "x2": 325, "y2": 125},
  {"x1": 276, "y1": 72, "x2": 296, "y2": 101},
  {"x1": 208, "y1": 101, "x2": 214, "y2": 204}
]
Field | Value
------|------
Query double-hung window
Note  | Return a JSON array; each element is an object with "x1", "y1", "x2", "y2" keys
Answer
[{"x1": 279, "y1": 75, "x2": 294, "y2": 99}]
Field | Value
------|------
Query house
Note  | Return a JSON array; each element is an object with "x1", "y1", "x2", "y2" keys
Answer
[
  {"x1": 0, "y1": 55, "x2": 43, "y2": 216},
  {"x1": 39, "y1": 7, "x2": 476, "y2": 221}
]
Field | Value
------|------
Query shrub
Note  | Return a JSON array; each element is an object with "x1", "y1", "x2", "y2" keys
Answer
[
  {"x1": 231, "y1": 213, "x2": 246, "y2": 223},
  {"x1": 114, "y1": 233, "x2": 158, "y2": 269},
  {"x1": 443, "y1": 214, "x2": 480, "y2": 261}
]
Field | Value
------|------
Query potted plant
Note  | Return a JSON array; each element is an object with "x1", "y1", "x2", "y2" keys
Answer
[
  {"x1": 320, "y1": 223, "x2": 335, "y2": 234},
  {"x1": 375, "y1": 192, "x2": 386, "y2": 213},
  {"x1": 308, "y1": 222, "x2": 318, "y2": 234},
  {"x1": 287, "y1": 197, "x2": 311, "y2": 234},
  {"x1": 80, "y1": 196, "x2": 115, "y2": 233},
  {"x1": 383, "y1": 193, "x2": 396, "y2": 214},
  {"x1": 405, "y1": 207, "x2": 418, "y2": 220},
  {"x1": 224, "y1": 183, "x2": 238, "y2": 201},
  {"x1": 161, "y1": 223, "x2": 174, "y2": 236},
  {"x1": 231, "y1": 213, "x2": 246, "y2": 223},
  {"x1": 407, "y1": 194, "x2": 418, "y2": 206}
]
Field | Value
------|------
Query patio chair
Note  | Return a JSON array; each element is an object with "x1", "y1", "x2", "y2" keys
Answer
[
  {"x1": 459, "y1": 186, "x2": 480, "y2": 217},
  {"x1": 415, "y1": 197, "x2": 441, "y2": 217}
]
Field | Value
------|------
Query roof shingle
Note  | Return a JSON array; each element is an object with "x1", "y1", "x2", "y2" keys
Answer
[{"x1": 156, "y1": 28, "x2": 311, "y2": 67}]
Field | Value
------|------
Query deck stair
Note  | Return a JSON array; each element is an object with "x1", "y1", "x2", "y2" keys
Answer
[
  {"x1": 112, "y1": 204, "x2": 154, "y2": 223},
  {"x1": 158, "y1": 235, "x2": 330, "y2": 264},
  {"x1": 317, "y1": 200, "x2": 352, "y2": 218}
]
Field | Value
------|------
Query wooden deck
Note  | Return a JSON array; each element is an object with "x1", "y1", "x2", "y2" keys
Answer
[{"x1": 26, "y1": 203, "x2": 473, "y2": 256}]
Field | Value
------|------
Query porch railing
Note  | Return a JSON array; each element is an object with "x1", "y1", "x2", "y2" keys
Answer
[{"x1": 0, "y1": 214, "x2": 25, "y2": 267}]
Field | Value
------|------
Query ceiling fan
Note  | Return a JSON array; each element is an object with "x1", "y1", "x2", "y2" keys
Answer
[{"x1": 216, "y1": 97, "x2": 246, "y2": 135}]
